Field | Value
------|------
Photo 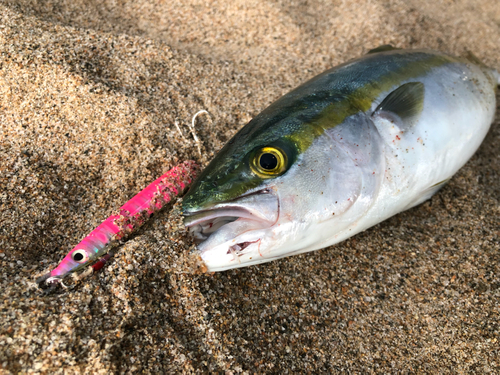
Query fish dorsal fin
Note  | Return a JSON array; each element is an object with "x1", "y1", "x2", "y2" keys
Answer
[
  {"x1": 367, "y1": 45, "x2": 400, "y2": 54},
  {"x1": 372, "y1": 82, "x2": 425, "y2": 131}
]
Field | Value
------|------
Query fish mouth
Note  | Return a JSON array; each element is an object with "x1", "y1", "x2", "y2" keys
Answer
[{"x1": 183, "y1": 188, "x2": 279, "y2": 261}]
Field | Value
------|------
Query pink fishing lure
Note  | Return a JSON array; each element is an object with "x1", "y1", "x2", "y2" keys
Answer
[{"x1": 36, "y1": 160, "x2": 199, "y2": 285}]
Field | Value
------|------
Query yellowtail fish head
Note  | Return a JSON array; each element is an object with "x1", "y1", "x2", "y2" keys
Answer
[
  {"x1": 183, "y1": 48, "x2": 482, "y2": 272},
  {"x1": 182, "y1": 107, "x2": 383, "y2": 272},
  {"x1": 182, "y1": 50, "x2": 397, "y2": 271}
]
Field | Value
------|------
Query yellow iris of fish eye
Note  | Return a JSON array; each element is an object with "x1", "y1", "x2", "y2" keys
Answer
[{"x1": 251, "y1": 146, "x2": 287, "y2": 177}]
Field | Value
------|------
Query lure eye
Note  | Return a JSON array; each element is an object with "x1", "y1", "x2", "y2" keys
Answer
[
  {"x1": 72, "y1": 249, "x2": 89, "y2": 263},
  {"x1": 251, "y1": 146, "x2": 287, "y2": 177}
]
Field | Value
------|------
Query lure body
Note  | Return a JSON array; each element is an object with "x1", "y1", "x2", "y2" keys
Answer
[
  {"x1": 37, "y1": 160, "x2": 199, "y2": 284},
  {"x1": 183, "y1": 48, "x2": 499, "y2": 272}
]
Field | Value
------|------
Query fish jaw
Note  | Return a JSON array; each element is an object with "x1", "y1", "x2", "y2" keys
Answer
[
  {"x1": 183, "y1": 187, "x2": 282, "y2": 271},
  {"x1": 196, "y1": 225, "x2": 277, "y2": 271}
]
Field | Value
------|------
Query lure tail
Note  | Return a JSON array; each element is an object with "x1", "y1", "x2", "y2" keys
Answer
[{"x1": 36, "y1": 160, "x2": 200, "y2": 286}]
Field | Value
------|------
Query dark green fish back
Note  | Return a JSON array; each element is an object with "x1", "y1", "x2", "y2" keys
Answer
[{"x1": 216, "y1": 50, "x2": 456, "y2": 153}]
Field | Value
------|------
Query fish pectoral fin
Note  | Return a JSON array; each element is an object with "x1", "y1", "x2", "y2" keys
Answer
[
  {"x1": 371, "y1": 82, "x2": 425, "y2": 132},
  {"x1": 367, "y1": 45, "x2": 400, "y2": 54}
]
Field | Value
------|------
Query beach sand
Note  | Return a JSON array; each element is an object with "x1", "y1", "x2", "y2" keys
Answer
[{"x1": 1, "y1": 0, "x2": 499, "y2": 372}]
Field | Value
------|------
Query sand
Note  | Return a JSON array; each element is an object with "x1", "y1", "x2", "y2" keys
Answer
[{"x1": 0, "y1": 0, "x2": 499, "y2": 373}]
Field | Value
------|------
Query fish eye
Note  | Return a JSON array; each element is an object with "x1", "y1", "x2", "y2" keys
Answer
[
  {"x1": 251, "y1": 146, "x2": 287, "y2": 177},
  {"x1": 72, "y1": 249, "x2": 89, "y2": 263},
  {"x1": 259, "y1": 153, "x2": 278, "y2": 170}
]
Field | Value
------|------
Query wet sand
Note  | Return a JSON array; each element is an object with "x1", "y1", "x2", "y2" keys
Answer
[{"x1": 1, "y1": 0, "x2": 499, "y2": 372}]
